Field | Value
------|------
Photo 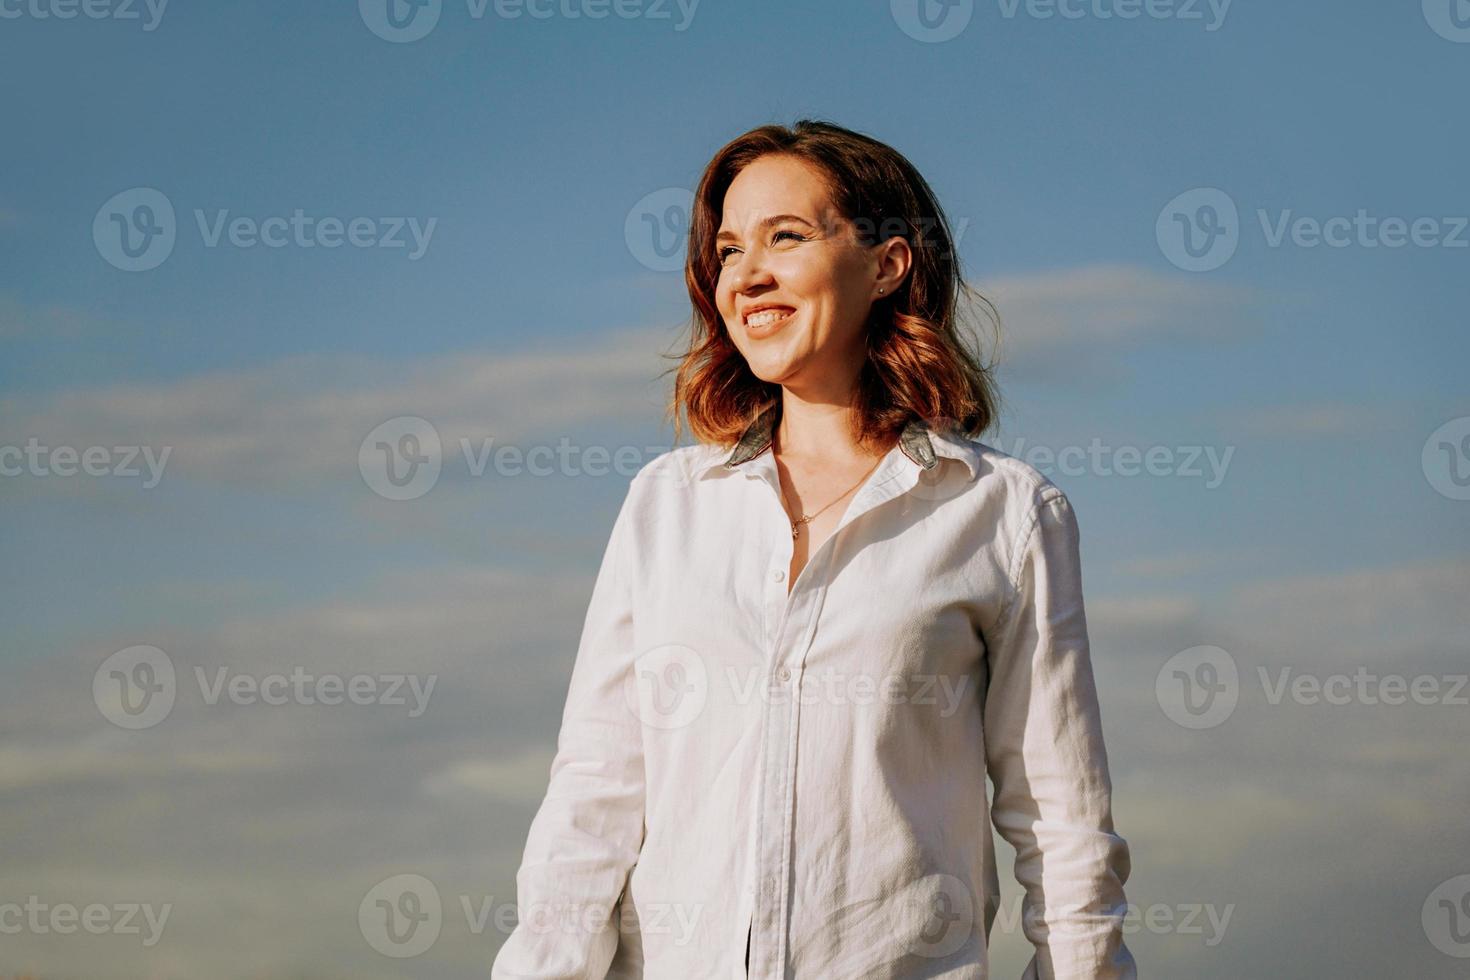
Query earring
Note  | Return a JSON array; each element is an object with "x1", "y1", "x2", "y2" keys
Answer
[{"x1": 878, "y1": 287, "x2": 885, "y2": 295}]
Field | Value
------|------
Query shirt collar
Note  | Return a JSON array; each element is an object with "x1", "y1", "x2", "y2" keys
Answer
[{"x1": 688, "y1": 403, "x2": 981, "y2": 480}]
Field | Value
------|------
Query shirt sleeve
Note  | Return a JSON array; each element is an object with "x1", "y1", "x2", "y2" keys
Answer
[
  {"x1": 982, "y1": 487, "x2": 1137, "y2": 980},
  {"x1": 492, "y1": 480, "x2": 646, "y2": 979}
]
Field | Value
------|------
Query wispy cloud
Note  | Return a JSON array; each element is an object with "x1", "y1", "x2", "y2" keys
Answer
[
  {"x1": 974, "y1": 262, "x2": 1257, "y2": 353},
  {"x1": 1, "y1": 323, "x2": 673, "y2": 490}
]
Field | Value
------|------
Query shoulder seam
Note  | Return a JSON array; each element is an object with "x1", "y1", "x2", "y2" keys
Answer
[
  {"x1": 976, "y1": 444, "x2": 1061, "y2": 498},
  {"x1": 996, "y1": 484, "x2": 1069, "y2": 625}
]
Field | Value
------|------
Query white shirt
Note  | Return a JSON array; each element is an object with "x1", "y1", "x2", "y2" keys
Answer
[{"x1": 492, "y1": 404, "x2": 1136, "y2": 979}]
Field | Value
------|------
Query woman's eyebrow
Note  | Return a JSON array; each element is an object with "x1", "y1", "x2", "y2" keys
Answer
[{"x1": 715, "y1": 214, "x2": 817, "y2": 244}]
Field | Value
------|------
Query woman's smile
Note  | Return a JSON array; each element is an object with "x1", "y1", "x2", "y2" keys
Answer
[{"x1": 743, "y1": 305, "x2": 798, "y2": 338}]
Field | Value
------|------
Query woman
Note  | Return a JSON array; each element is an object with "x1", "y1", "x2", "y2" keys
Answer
[{"x1": 492, "y1": 120, "x2": 1135, "y2": 979}]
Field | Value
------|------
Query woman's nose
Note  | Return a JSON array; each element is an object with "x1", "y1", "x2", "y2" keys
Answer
[{"x1": 728, "y1": 251, "x2": 772, "y2": 292}]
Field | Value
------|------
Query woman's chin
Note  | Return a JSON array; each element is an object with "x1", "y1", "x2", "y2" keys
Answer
[{"x1": 746, "y1": 356, "x2": 803, "y2": 386}]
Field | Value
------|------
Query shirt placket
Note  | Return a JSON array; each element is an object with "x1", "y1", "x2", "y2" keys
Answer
[{"x1": 741, "y1": 451, "x2": 918, "y2": 979}]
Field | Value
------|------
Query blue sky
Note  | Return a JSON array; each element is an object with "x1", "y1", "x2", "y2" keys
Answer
[{"x1": 2, "y1": 1, "x2": 1468, "y2": 977}]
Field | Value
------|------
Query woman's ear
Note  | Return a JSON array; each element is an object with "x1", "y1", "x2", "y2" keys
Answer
[{"x1": 875, "y1": 234, "x2": 913, "y2": 296}]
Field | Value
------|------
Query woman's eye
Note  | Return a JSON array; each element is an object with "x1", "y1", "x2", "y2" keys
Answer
[{"x1": 718, "y1": 229, "x2": 806, "y2": 264}]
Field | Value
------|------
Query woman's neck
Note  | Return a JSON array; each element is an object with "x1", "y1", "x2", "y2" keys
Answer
[{"x1": 772, "y1": 397, "x2": 894, "y2": 466}]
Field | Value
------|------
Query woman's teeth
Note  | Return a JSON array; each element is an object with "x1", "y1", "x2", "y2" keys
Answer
[{"x1": 747, "y1": 309, "x2": 794, "y2": 328}]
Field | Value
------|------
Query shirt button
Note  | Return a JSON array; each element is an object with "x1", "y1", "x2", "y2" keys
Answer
[
  {"x1": 776, "y1": 666, "x2": 791, "y2": 683},
  {"x1": 772, "y1": 568, "x2": 785, "y2": 582}
]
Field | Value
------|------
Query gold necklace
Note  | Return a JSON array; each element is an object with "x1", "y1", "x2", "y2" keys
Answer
[{"x1": 777, "y1": 452, "x2": 886, "y2": 540}]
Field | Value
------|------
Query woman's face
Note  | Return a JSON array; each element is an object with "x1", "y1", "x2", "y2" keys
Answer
[{"x1": 714, "y1": 154, "x2": 906, "y2": 393}]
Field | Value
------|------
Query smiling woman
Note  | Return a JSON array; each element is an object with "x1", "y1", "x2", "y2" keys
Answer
[
  {"x1": 492, "y1": 119, "x2": 1137, "y2": 979},
  {"x1": 674, "y1": 121, "x2": 1001, "y2": 459}
]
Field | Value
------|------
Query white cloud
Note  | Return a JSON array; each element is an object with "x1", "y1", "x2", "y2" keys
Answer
[
  {"x1": 1223, "y1": 557, "x2": 1470, "y2": 663},
  {"x1": 0, "y1": 737, "x2": 278, "y2": 791},
  {"x1": 422, "y1": 748, "x2": 556, "y2": 802},
  {"x1": 973, "y1": 262, "x2": 1256, "y2": 352},
  {"x1": 1089, "y1": 593, "x2": 1202, "y2": 633},
  {"x1": 0, "y1": 323, "x2": 673, "y2": 490}
]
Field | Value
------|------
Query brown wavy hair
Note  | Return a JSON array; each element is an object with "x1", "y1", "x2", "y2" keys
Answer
[{"x1": 660, "y1": 118, "x2": 1002, "y2": 454}]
